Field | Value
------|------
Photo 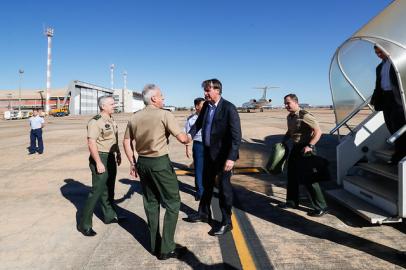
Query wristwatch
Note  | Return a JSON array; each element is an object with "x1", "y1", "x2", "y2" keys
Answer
[{"x1": 307, "y1": 143, "x2": 315, "y2": 149}]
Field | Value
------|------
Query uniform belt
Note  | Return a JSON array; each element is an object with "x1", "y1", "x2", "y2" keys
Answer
[
  {"x1": 98, "y1": 151, "x2": 115, "y2": 155},
  {"x1": 138, "y1": 154, "x2": 169, "y2": 160}
]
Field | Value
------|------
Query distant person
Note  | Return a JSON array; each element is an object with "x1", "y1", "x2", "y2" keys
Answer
[
  {"x1": 38, "y1": 108, "x2": 45, "y2": 117},
  {"x1": 371, "y1": 45, "x2": 406, "y2": 164},
  {"x1": 123, "y1": 84, "x2": 191, "y2": 260},
  {"x1": 184, "y1": 97, "x2": 205, "y2": 201},
  {"x1": 78, "y1": 96, "x2": 124, "y2": 237},
  {"x1": 28, "y1": 109, "x2": 45, "y2": 154},
  {"x1": 185, "y1": 79, "x2": 242, "y2": 236},
  {"x1": 278, "y1": 94, "x2": 329, "y2": 217}
]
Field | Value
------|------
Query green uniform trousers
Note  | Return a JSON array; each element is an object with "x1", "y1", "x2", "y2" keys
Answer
[
  {"x1": 286, "y1": 144, "x2": 328, "y2": 210},
  {"x1": 137, "y1": 155, "x2": 180, "y2": 255},
  {"x1": 80, "y1": 152, "x2": 117, "y2": 230}
]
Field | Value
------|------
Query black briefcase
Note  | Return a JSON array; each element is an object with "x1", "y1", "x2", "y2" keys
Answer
[{"x1": 297, "y1": 153, "x2": 331, "y2": 184}]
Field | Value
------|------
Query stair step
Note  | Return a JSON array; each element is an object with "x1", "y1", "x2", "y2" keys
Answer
[
  {"x1": 326, "y1": 188, "x2": 401, "y2": 224},
  {"x1": 373, "y1": 149, "x2": 395, "y2": 162},
  {"x1": 356, "y1": 162, "x2": 398, "y2": 181},
  {"x1": 344, "y1": 175, "x2": 397, "y2": 203}
]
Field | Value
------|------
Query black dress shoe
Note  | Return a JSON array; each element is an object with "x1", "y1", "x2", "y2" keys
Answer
[
  {"x1": 105, "y1": 216, "x2": 127, "y2": 224},
  {"x1": 396, "y1": 251, "x2": 406, "y2": 260},
  {"x1": 184, "y1": 213, "x2": 210, "y2": 223},
  {"x1": 209, "y1": 224, "x2": 233, "y2": 236},
  {"x1": 307, "y1": 208, "x2": 329, "y2": 217},
  {"x1": 277, "y1": 202, "x2": 298, "y2": 209},
  {"x1": 79, "y1": 227, "x2": 97, "y2": 237},
  {"x1": 158, "y1": 244, "x2": 187, "y2": 260}
]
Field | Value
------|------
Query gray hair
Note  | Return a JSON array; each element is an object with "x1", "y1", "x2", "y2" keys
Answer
[
  {"x1": 142, "y1": 84, "x2": 159, "y2": 105},
  {"x1": 98, "y1": 95, "x2": 114, "y2": 110}
]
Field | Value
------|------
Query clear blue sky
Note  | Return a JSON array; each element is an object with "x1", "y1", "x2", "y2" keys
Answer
[{"x1": 0, "y1": 0, "x2": 392, "y2": 107}]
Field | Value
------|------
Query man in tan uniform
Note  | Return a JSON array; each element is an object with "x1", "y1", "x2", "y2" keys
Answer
[
  {"x1": 78, "y1": 96, "x2": 123, "y2": 237},
  {"x1": 123, "y1": 84, "x2": 191, "y2": 260},
  {"x1": 278, "y1": 93, "x2": 329, "y2": 217}
]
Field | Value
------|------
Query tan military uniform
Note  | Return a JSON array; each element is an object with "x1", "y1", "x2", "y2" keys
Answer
[
  {"x1": 286, "y1": 110, "x2": 319, "y2": 144},
  {"x1": 124, "y1": 105, "x2": 182, "y2": 255},
  {"x1": 124, "y1": 105, "x2": 182, "y2": 157},
  {"x1": 79, "y1": 113, "x2": 119, "y2": 232},
  {"x1": 285, "y1": 109, "x2": 327, "y2": 211},
  {"x1": 87, "y1": 114, "x2": 119, "y2": 153}
]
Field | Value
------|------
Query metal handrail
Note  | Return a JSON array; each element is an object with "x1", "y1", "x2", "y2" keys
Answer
[
  {"x1": 387, "y1": 124, "x2": 406, "y2": 144},
  {"x1": 329, "y1": 99, "x2": 374, "y2": 134}
]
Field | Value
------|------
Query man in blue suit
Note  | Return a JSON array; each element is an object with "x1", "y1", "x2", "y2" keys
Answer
[
  {"x1": 371, "y1": 46, "x2": 406, "y2": 164},
  {"x1": 185, "y1": 78, "x2": 242, "y2": 236}
]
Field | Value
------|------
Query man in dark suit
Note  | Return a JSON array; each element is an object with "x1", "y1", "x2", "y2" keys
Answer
[
  {"x1": 371, "y1": 45, "x2": 406, "y2": 164},
  {"x1": 185, "y1": 78, "x2": 242, "y2": 236}
]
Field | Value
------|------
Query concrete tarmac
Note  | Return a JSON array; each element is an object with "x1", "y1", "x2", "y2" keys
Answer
[{"x1": 0, "y1": 109, "x2": 405, "y2": 269}]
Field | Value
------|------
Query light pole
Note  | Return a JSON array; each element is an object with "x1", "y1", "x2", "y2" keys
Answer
[
  {"x1": 45, "y1": 27, "x2": 54, "y2": 115},
  {"x1": 38, "y1": 90, "x2": 44, "y2": 109},
  {"x1": 110, "y1": 64, "x2": 115, "y2": 90},
  {"x1": 122, "y1": 70, "x2": 127, "y2": 112},
  {"x1": 7, "y1": 93, "x2": 13, "y2": 110},
  {"x1": 18, "y1": 69, "x2": 24, "y2": 112}
]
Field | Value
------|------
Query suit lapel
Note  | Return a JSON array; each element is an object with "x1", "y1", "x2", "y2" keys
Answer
[
  {"x1": 212, "y1": 98, "x2": 224, "y2": 131},
  {"x1": 202, "y1": 101, "x2": 209, "y2": 127}
]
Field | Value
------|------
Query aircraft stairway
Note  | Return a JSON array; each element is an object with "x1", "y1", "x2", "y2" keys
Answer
[{"x1": 326, "y1": 112, "x2": 405, "y2": 224}]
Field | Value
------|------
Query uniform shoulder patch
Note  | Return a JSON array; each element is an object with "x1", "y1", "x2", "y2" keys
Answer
[
  {"x1": 299, "y1": 110, "x2": 309, "y2": 119},
  {"x1": 93, "y1": 114, "x2": 101, "y2": 120}
]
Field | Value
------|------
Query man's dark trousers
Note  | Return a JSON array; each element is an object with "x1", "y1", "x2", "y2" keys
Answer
[
  {"x1": 382, "y1": 91, "x2": 406, "y2": 162},
  {"x1": 137, "y1": 155, "x2": 180, "y2": 255},
  {"x1": 29, "y1": 128, "x2": 44, "y2": 154},
  {"x1": 286, "y1": 144, "x2": 327, "y2": 210},
  {"x1": 80, "y1": 152, "x2": 117, "y2": 230},
  {"x1": 198, "y1": 147, "x2": 233, "y2": 225}
]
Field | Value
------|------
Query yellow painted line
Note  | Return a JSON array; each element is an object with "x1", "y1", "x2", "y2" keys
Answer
[
  {"x1": 175, "y1": 170, "x2": 193, "y2": 175},
  {"x1": 234, "y1": 168, "x2": 261, "y2": 173},
  {"x1": 231, "y1": 211, "x2": 257, "y2": 270},
  {"x1": 176, "y1": 167, "x2": 267, "y2": 176}
]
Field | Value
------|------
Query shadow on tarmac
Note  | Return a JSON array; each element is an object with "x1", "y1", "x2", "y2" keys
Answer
[
  {"x1": 60, "y1": 178, "x2": 150, "y2": 253},
  {"x1": 232, "y1": 183, "x2": 406, "y2": 268},
  {"x1": 60, "y1": 178, "x2": 239, "y2": 269},
  {"x1": 118, "y1": 178, "x2": 199, "y2": 218},
  {"x1": 227, "y1": 134, "x2": 406, "y2": 267}
]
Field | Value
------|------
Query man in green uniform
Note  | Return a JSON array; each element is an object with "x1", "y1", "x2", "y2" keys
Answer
[
  {"x1": 78, "y1": 95, "x2": 123, "y2": 237},
  {"x1": 278, "y1": 93, "x2": 329, "y2": 217},
  {"x1": 123, "y1": 84, "x2": 191, "y2": 260}
]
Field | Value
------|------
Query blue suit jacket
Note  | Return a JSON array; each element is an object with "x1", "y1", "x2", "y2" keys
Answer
[
  {"x1": 371, "y1": 61, "x2": 402, "y2": 110},
  {"x1": 189, "y1": 98, "x2": 241, "y2": 163}
]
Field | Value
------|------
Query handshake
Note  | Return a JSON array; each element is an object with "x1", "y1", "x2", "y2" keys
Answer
[{"x1": 176, "y1": 132, "x2": 192, "y2": 145}]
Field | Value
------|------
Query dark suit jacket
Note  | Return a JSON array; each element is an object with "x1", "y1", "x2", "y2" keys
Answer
[
  {"x1": 371, "y1": 61, "x2": 402, "y2": 110},
  {"x1": 189, "y1": 98, "x2": 241, "y2": 163}
]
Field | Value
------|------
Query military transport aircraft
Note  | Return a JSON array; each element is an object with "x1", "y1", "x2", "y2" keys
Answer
[{"x1": 241, "y1": 86, "x2": 279, "y2": 112}]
